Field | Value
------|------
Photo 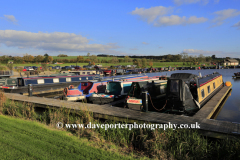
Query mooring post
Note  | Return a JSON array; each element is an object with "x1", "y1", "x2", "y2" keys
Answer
[
  {"x1": 142, "y1": 91, "x2": 148, "y2": 112},
  {"x1": 28, "y1": 84, "x2": 33, "y2": 97}
]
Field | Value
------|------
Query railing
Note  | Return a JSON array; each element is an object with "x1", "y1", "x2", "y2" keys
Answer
[{"x1": 0, "y1": 70, "x2": 13, "y2": 76}]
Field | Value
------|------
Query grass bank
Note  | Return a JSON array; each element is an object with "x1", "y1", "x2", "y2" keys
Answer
[
  {"x1": 0, "y1": 92, "x2": 240, "y2": 159},
  {"x1": 0, "y1": 115, "x2": 135, "y2": 160}
]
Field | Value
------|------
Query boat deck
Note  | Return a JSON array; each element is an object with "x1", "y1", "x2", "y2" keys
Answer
[{"x1": 4, "y1": 85, "x2": 239, "y2": 139}]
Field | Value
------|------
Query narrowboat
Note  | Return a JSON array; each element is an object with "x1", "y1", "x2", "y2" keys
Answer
[
  {"x1": 63, "y1": 80, "x2": 108, "y2": 101},
  {"x1": 125, "y1": 69, "x2": 135, "y2": 74},
  {"x1": 132, "y1": 69, "x2": 142, "y2": 74},
  {"x1": 234, "y1": 72, "x2": 240, "y2": 76},
  {"x1": 62, "y1": 75, "x2": 149, "y2": 101},
  {"x1": 164, "y1": 72, "x2": 224, "y2": 115},
  {"x1": 1, "y1": 74, "x2": 100, "y2": 94},
  {"x1": 0, "y1": 70, "x2": 13, "y2": 79},
  {"x1": 103, "y1": 69, "x2": 114, "y2": 76},
  {"x1": 116, "y1": 69, "x2": 126, "y2": 75},
  {"x1": 125, "y1": 79, "x2": 168, "y2": 111},
  {"x1": 88, "y1": 76, "x2": 160, "y2": 104},
  {"x1": 61, "y1": 70, "x2": 104, "y2": 76}
]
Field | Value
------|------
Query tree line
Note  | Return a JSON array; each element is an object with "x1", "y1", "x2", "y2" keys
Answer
[{"x1": 0, "y1": 52, "x2": 230, "y2": 65}]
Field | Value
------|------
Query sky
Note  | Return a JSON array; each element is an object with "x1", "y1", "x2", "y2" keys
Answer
[{"x1": 0, "y1": 0, "x2": 240, "y2": 58}]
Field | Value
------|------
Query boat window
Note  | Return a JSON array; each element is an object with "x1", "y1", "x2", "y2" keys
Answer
[
  {"x1": 53, "y1": 78, "x2": 59, "y2": 83},
  {"x1": 207, "y1": 86, "x2": 211, "y2": 94},
  {"x1": 87, "y1": 72, "x2": 90, "y2": 74},
  {"x1": 82, "y1": 72, "x2": 85, "y2": 74},
  {"x1": 213, "y1": 82, "x2": 216, "y2": 89},
  {"x1": 37, "y1": 79, "x2": 44, "y2": 84},
  {"x1": 201, "y1": 89, "x2": 205, "y2": 98},
  {"x1": 66, "y1": 78, "x2": 71, "y2": 82},
  {"x1": 170, "y1": 80, "x2": 179, "y2": 92}
]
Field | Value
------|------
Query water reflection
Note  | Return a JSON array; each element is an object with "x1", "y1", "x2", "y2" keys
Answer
[{"x1": 142, "y1": 69, "x2": 240, "y2": 123}]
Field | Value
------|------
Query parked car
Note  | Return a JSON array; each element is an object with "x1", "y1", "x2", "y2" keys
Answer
[
  {"x1": 55, "y1": 66, "x2": 61, "y2": 69},
  {"x1": 62, "y1": 66, "x2": 71, "y2": 70},
  {"x1": 83, "y1": 65, "x2": 94, "y2": 69},
  {"x1": 24, "y1": 66, "x2": 34, "y2": 71},
  {"x1": 74, "y1": 66, "x2": 81, "y2": 69},
  {"x1": 32, "y1": 66, "x2": 38, "y2": 70}
]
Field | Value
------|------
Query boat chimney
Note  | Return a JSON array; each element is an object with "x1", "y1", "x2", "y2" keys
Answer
[{"x1": 199, "y1": 72, "x2": 202, "y2": 78}]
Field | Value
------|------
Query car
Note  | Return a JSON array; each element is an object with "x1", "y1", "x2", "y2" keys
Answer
[
  {"x1": 24, "y1": 66, "x2": 34, "y2": 71},
  {"x1": 32, "y1": 66, "x2": 38, "y2": 70},
  {"x1": 74, "y1": 66, "x2": 81, "y2": 69},
  {"x1": 83, "y1": 65, "x2": 94, "y2": 69},
  {"x1": 62, "y1": 66, "x2": 71, "y2": 70},
  {"x1": 55, "y1": 66, "x2": 61, "y2": 69}
]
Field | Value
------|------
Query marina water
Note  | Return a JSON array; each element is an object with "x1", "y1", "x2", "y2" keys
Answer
[{"x1": 111, "y1": 69, "x2": 240, "y2": 123}]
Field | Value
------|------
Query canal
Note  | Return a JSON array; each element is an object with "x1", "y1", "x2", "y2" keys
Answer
[{"x1": 141, "y1": 69, "x2": 240, "y2": 123}]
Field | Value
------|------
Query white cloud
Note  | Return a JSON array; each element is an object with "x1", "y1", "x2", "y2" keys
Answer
[
  {"x1": 183, "y1": 49, "x2": 240, "y2": 58},
  {"x1": 131, "y1": 6, "x2": 207, "y2": 27},
  {"x1": 154, "y1": 15, "x2": 208, "y2": 26},
  {"x1": 212, "y1": 9, "x2": 240, "y2": 26},
  {"x1": 0, "y1": 30, "x2": 119, "y2": 54},
  {"x1": 131, "y1": 6, "x2": 173, "y2": 23},
  {"x1": 142, "y1": 42, "x2": 149, "y2": 45},
  {"x1": 232, "y1": 21, "x2": 240, "y2": 30},
  {"x1": 3, "y1": 15, "x2": 18, "y2": 24},
  {"x1": 173, "y1": 0, "x2": 209, "y2": 6}
]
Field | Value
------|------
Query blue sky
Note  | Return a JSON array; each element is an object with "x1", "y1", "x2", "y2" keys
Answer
[{"x1": 0, "y1": 0, "x2": 240, "y2": 58}]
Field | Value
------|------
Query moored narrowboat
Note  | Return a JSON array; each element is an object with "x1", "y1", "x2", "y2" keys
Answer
[
  {"x1": 63, "y1": 80, "x2": 108, "y2": 101},
  {"x1": 88, "y1": 76, "x2": 160, "y2": 104},
  {"x1": 125, "y1": 79, "x2": 168, "y2": 111},
  {"x1": 234, "y1": 72, "x2": 240, "y2": 76},
  {"x1": 1, "y1": 74, "x2": 100, "y2": 94},
  {"x1": 103, "y1": 69, "x2": 114, "y2": 76},
  {"x1": 164, "y1": 72, "x2": 224, "y2": 115},
  {"x1": 62, "y1": 75, "x2": 149, "y2": 101}
]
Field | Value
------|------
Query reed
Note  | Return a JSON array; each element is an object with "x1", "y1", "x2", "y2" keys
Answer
[{"x1": 1, "y1": 93, "x2": 240, "y2": 159}]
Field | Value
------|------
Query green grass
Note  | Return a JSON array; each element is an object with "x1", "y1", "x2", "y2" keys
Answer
[
  {"x1": 1, "y1": 95, "x2": 240, "y2": 159},
  {"x1": 0, "y1": 115, "x2": 136, "y2": 160},
  {"x1": 52, "y1": 56, "x2": 124, "y2": 61}
]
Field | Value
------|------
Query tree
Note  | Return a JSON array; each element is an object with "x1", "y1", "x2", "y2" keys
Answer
[
  {"x1": 87, "y1": 53, "x2": 90, "y2": 57},
  {"x1": 142, "y1": 58, "x2": 147, "y2": 67},
  {"x1": 44, "y1": 53, "x2": 49, "y2": 57},
  {"x1": 166, "y1": 54, "x2": 173, "y2": 62},
  {"x1": 180, "y1": 52, "x2": 189, "y2": 62},
  {"x1": 77, "y1": 56, "x2": 84, "y2": 63},
  {"x1": 53, "y1": 59, "x2": 57, "y2": 64},
  {"x1": 137, "y1": 59, "x2": 142, "y2": 68},
  {"x1": 13, "y1": 56, "x2": 23, "y2": 64},
  {"x1": 45, "y1": 56, "x2": 53, "y2": 62},
  {"x1": 34, "y1": 55, "x2": 44, "y2": 62},
  {"x1": 133, "y1": 59, "x2": 138, "y2": 66},
  {"x1": 23, "y1": 53, "x2": 34, "y2": 62},
  {"x1": 124, "y1": 56, "x2": 129, "y2": 62},
  {"x1": 111, "y1": 57, "x2": 119, "y2": 63},
  {"x1": 198, "y1": 54, "x2": 205, "y2": 63},
  {"x1": 89, "y1": 55, "x2": 97, "y2": 63},
  {"x1": 149, "y1": 61, "x2": 153, "y2": 66},
  {"x1": 85, "y1": 59, "x2": 91, "y2": 63}
]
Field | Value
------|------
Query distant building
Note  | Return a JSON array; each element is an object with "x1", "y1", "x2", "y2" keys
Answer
[
  {"x1": 223, "y1": 59, "x2": 239, "y2": 66},
  {"x1": 8, "y1": 60, "x2": 13, "y2": 64}
]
